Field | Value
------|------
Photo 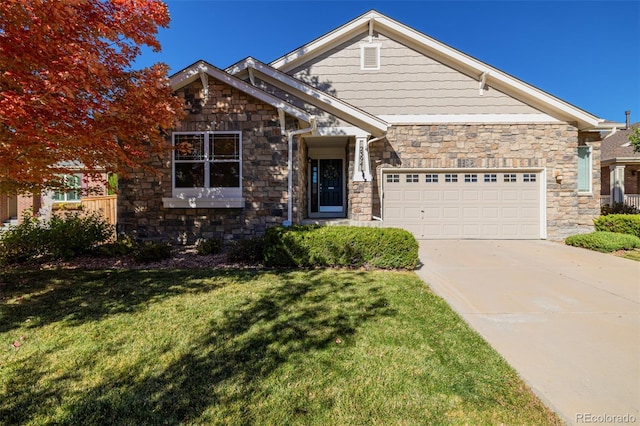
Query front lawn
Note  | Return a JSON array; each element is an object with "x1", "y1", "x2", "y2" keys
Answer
[{"x1": 1, "y1": 268, "x2": 560, "y2": 425}]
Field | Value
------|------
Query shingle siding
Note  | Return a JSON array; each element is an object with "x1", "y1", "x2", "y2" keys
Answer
[{"x1": 289, "y1": 32, "x2": 544, "y2": 116}]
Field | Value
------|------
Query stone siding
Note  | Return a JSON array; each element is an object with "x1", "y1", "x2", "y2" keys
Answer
[
  {"x1": 349, "y1": 124, "x2": 600, "y2": 239},
  {"x1": 118, "y1": 79, "x2": 300, "y2": 244}
]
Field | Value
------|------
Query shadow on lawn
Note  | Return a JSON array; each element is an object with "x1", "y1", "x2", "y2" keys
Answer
[
  {"x1": 1, "y1": 269, "x2": 396, "y2": 424},
  {"x1": 0, "y1": 268, "x2": 255, "y2": 333}
]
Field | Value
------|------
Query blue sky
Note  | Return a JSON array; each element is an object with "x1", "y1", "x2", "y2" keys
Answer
[{"x1": 136, "y1": 0, "x2": 640, "y2": 124}]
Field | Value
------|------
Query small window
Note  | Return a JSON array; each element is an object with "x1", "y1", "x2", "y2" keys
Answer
[
  {"x1": 406, "y1": 174, "x2": 419, "y2": 183},
  {"x1": 484, "y1": 174, "x2": 497, "y2": 182},
  {"x1": 464, "y1": 174, "x2": 478, "y2": 183},
  {"x1": 504, "y1": 174, "x2": 517, "y2": 183},
  {"x1": 445, "y1": 174, "x2": 458, "y2": 183},
  {"x1": 53, "y1": 174, "x2": 81, "y2": 202},
  {"x1": 577, "y1": 145, "x2": 592, "y2": 192},
  {"x1": 523, "y1": 173, "x2": 537, "y2": 182},
  {"x1": 386, "y1": 174, "x2": 400, "y2": 183},
  {"x1": 360, "y1": 44, "x2": 381, "y2": 70},
  {"x1": 425, "y1": 174, "x2": 438, "y2": 183}
]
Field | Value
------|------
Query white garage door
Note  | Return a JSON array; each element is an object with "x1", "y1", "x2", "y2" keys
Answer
[{"x1": 383, "y1": 170, "x2": 543, "y2": 239}]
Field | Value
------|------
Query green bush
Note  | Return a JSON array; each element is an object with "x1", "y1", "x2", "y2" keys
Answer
[
  {"x1": 132, "y1": 241, "x2": 173, "y2": 263},
  {"x1": 601, "y1": 202, "x2": 640, "y2": 215},
  {"x1": 594, "y1": 214, "x2": 640, "y2": 237},
  {"x1": 196, "y1": 238, "x2": 223, "y2": 256},
  {"x1": 264, "y1": 225, "x2": 419, "y2": 269},
  {"x1": 97, "y1": 235, "x2": 137, "y2": 257},
  {"x1": 0, "y1": 212, "x2": 43, "y2": 263},
  {"x1": 565, "y1": 231, "x2": 640, "y2": 253},
  {"x1": 0, "y1": 211, "x2": 113, "y2": 264},
  {"x1": 227, "y1": 237, "x2": 265, "y2": 264},
  {"x1": 44, "y1": 212, "x2": 114, "y2": 259}
]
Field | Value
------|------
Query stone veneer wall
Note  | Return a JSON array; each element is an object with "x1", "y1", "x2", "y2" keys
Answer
[
  {"x1": 118, "y1": 79, "x2": 301, "y2": 244},
  {"x1": 348, "y1": 123, "x2": 600, "y2": 240}
]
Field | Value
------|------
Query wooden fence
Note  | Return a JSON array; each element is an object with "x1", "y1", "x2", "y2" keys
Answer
[{"x1": 81, "y1": 195, "x2": 117, "y2": 226}]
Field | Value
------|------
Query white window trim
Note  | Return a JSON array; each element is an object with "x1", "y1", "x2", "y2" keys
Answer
[
  {"x1": 164, "y1": 131, "x2": 244, "y2": 208},
  {"x1": 577, "y1": 144, "x2": 593, "y2": 194},
  {"x1": 360, "y1": 43, "x2": 381, "y2": 70},
  {"x1": 52, "y1": 173, "x2": 82, "y2": 203},
  {"x1": 353, "y1": 137, "x2": 372, "y2": 181}
]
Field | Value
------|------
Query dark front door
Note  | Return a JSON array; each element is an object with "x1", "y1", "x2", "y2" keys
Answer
[{"x1": 319, "y1": 159, "x2": 343, "y2": 212}]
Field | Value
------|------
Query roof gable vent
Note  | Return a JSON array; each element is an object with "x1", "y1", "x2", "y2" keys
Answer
[{"x1": 361, "y1": 44, "x2": 381, "y2": 70}]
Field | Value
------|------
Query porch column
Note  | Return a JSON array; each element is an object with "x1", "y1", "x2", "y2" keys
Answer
[{"x1": 610, "y1": 165, "x2": 625, "y2": 204}]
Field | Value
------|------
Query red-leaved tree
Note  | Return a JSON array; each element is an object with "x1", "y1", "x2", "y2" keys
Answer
[{"x1": 0, "y1": 0, "x2": 183, "y2": 193}]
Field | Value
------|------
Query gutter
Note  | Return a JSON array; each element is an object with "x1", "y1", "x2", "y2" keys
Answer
[{"x1": 283, "y1": 117, "x2": 317, "y2": 226}]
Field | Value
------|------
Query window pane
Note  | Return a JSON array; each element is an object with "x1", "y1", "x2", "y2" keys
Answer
[
  {"x1": 210, "y1": 162, "x2": 240, "y2": 188},
  {"x1": 578, "y1": 146, "x2": 590, "y2": 191},
  {"x1": 175, "y1": 134, "x2": 205, "y2": 160},
  {"x1": 211, "y1": 134, "x2": 239, "y2": 160},
  {"x1": 175, "y1": 163, "x2": 205, "y2": 187}
]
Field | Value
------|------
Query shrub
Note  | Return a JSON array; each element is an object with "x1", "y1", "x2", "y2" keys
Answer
[
  {"x1": 133, "y1": 241, "x2": 173, "y2": 263},
  {"x1": 264, "y1": 225, "x2": 419, "y2": 269},
  {"x1": 97, "y1": 235, "x2": 137, "y2": 257},
  {"x1": 601, "y1": 202, "x2": 640, "y2": 215},
  {"x1": 0, "y1": 211, "x2": 113, "y2": 264},
  {"x1": 0, "y1": 212, "x2": 43, "y2": 264},
  {"x1": 196, "y1": 238, "x2": 223, "y2": 256},
  {"x1": 565, "y1": 231, "x2": 640, "y2": 253},
  {"x1": 594, "y1": 214, "x2": 640, "y2": 237},
  {"x1": 44, "y1": 212, "x2": 114, "y2": 259},
  {"x1": 226, "y1": 237, "x2": 265, "y2": 264}
]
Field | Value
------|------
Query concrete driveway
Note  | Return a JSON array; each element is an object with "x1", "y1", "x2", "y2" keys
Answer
[{"x1": 415, "y1": 240, "x2": 639, "y2": 426}]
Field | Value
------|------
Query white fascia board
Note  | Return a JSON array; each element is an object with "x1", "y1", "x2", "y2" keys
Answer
[
  {"x1": 378, "y1": 114, "x2": 564, "y2": 125},
  {"x1": 170, "y1": 61, "x2": 312, "y2": 124},
  {"x1": 248, "y1": 61, "x2": 388, "y2": 136}
]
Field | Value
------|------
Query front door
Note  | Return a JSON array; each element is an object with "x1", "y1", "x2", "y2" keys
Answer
[{"x1": 309, "y1": 158, "x2": 345, "y2": 216}]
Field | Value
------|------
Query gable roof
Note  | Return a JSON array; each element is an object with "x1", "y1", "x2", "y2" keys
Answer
[
  {"x1": 169, "y1": 60, "x2": 312, "y2": 124},
  {"x1": 602, "y1": 123, "x2": 640, "y2": 162},
  {"x1": 226, "y1": 57, "x2": 388, "y2": 137},
  {"x1": 269, "y1": 10, "x2": 620, "y2": 131}
]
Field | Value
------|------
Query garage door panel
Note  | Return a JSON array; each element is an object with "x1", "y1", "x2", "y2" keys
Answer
[{"x1": 383, "y1": 169, "x2": 542, "y2": 239}]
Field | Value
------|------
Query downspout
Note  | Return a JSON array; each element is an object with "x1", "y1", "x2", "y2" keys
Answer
[
  {"x1": 283, "y1": 116, "x2": 316, "y2": 226},
  {"x1": 366, "y1": 134, "x2": 386, "y2": 221}
]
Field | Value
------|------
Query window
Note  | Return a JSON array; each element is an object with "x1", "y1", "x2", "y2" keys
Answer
[
  {"x1": 53, "y1": 174, "x2": 81, "y2": 202},
  {"x1": 523, "y1": 173, "x2": 537, "y2": 182},
  {"x1": 406, "y1": 174, "x2": 419, "y2": 183},
  {"x1": 484, "y1": 174, "x2": 497, "y2": 183},
  {"x1": 504, "y1": 174, "x2": 517, "y2": 183},
  {"x1": 425, "y1": 174, "x2": 438, "y2": 183},
  {"x1": 577, "y1": 145, "x2": 592, "y2": 192},
  {"x1": 445, "y1": 174, "x2": 458, "y2": 183},
  {"x1": 464, "y1": 174, "x2": 478, "y2": 183},
  {"x1": 386, "y1": 174, "x2": 400, "y2": 183},
  {"x1": 360, "y1": 44, "x2": 381, "y2": 70},
  {"x1": 171, "y1": 131, "x2": 242, "y2": 204}
]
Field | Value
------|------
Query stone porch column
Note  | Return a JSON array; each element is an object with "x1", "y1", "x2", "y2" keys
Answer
[{"x1": 610, "y1": 164, "x2": 625, "y2": 204}]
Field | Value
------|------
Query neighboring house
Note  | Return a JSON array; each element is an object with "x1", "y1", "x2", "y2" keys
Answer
[
  {"x1": 0, "y1": 172, "x2": 109, "y2": 228},
  {"x1": 118, "y1": 10, "x2": 620, "y2": 243},
  {"x1": 601, "y1": 118, "x2": 640, "y2": 208}
]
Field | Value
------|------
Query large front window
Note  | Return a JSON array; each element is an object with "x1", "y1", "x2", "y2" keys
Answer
[{"x1": 167, "y1": 131, "x2": 243, "y2": 207}]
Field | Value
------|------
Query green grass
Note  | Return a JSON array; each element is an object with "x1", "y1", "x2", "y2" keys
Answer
[
  {"x1": 0, "y1": 268, "x2": 560, "y2": 425},
  {"x1": 619, "y1": 249, "x2": 640, "y2": 261}
]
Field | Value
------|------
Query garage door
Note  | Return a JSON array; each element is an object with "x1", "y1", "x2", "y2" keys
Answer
[{"x1": 383, "y1": 170, "x2": 543, "y2": 239}]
